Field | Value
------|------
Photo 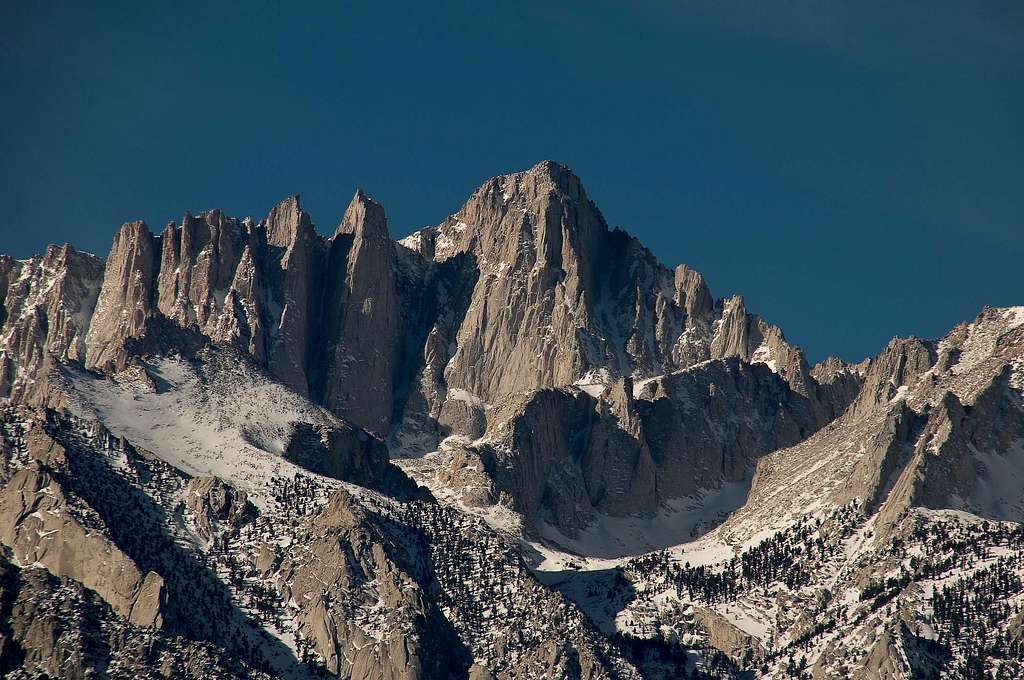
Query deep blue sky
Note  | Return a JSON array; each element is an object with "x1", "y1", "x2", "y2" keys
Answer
[{"x1": 2, "y1": 2, "x2": 1021, "y2": 363}]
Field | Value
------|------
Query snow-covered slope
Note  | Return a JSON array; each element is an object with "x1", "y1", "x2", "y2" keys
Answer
[{"x1": 56, "y1": 350, "x2": 356, "y2": 509}]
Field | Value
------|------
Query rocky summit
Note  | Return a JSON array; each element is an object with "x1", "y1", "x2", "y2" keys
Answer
[{"x1": 0, "y1": 161, "x2": 1022, "y2": 679}]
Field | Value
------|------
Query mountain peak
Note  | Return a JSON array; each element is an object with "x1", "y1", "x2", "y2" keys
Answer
[
  {"x1": 493, "y1": 159, "x2": 586, "y2": 203},
  {"x1": 263, "y1": 194, "x2": 313, "y2": 248},
  {"x1": 437, "y1": 160, "x2": 600, "y2": 259},
  {"x1": 525, "y1": 158, "x2": 574, "y2": 179},
  {"x1": 335, "y1": 189, "x2": 389, "y2": 241}
]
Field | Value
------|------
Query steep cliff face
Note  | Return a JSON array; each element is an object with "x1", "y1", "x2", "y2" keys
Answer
[
  {"x1": 432, "y1": 162, "x2": 674, "y2": 402},
  {"x1": 0, "y1": 245, "x2": 103, "y2": 400},
  {"x1": 848, "y1": 336, "x2": 937, "y2": 419},
  {"x1": 153, "y1": 196, "x2": 325, "y2": 397},
  {"x1": 637, "y1": 359, "x2": 826, "y2": 496},
  {"x1": 0, "y1": 464, "x2": 166, "y2": 628},
  {"x1": 392, "y1": 161, "x2": 829, "y2": 450},
  {"x1": 316, "y1": 190, "x2": 401, "y2": 435},
  {"x1": 261, "y1": 196, "x2": 324, "y2": 396},
  {"x1": 437, "y1": 356, "x2": 838, "y2": 538},
  {"x1": 85, "y1": 221, "x2": 160, "y2": 371},
  {"x1": 156, "y1": 210, "x2": 249, "y2": 334},
  {"x1": 0, "y1": 427, "x2": 164, "y2": 628},
  {"x1": 428, "y1": 161, "x2": 608, "y2": 399}
]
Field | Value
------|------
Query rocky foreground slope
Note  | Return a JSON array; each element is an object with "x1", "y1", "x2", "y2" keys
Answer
[{"x1": 0, "y1": 162, "x2": 1022, "y2": 679}]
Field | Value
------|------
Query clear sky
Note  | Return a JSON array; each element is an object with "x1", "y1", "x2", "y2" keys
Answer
[{"x1": 2, "y1": 1, "x2": 1021, "y2": 363}]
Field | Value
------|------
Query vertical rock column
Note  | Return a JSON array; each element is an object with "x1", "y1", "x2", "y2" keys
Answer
[
  {"x1": 84, "y1": 221, "x2": 159, "y2": 370},
  {"x1": 319, "y1": 190, "x2": 400, "y2": 436},
  {"x1": 263, "y1": 196, "x2": 322, "y2": 396}
]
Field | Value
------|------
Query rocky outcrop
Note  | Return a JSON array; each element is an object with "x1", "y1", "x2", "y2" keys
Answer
[
  {"x1": 262, "y1": 196, "x2": 323, "y2": 396},
  {"x1": 853, "y1": 621, "x2": 946, "y2": 680},
  {"x1": 693, "y1": 607, "x2": 766, "y2": 666},
  {"x1": 84, "y1": 221, "x2": 160, "y2": 371},
  {"x1": 218, "y1": 243, "x2": 268, "y2": 361},
  {"x1": 850, "y1": 336, "x2": 937, "y2": 419},
  {"x1": 271, "y1": 490, "x2": 469, "y2": 679},
  {"x1": 824, "y1": 400, "x2": 923, "y2": 527},
  {"x1": 0, "y1": 245, "x2": 104, "y2": 399},
  {"x1": 467, "y1": 356, "x2": 836, "y2": 535},
  {"x1": 185, "y1": 476, "x2": 256, "y2": 543},
  {"x1": 316, "y1": 190, "x2": 401, "y2": 435},
  {"x1": 811, "y1": 354, "x2": 865, "y2": 420},
  {"x1": 0, "y1": 430, "x2": 164, "y2": 628},
  {"x1": 155, "y1": 209, "x2": 268, "y2": 361},
  {"x1": 282, "y1": 420, "x2": 389, "y2": 488},
  {"x1": 819, "y1": 309, "x2": 1024, "y2": 532},
  {"x1": 68, "y1": 198, "x2": 325, "y2": 400},
  {"x1": 0, "y1": 553, "x2": 272, "y2": 679},
  {"x1": 157, "y1": 210, "x2": 247, "y2": 329}
]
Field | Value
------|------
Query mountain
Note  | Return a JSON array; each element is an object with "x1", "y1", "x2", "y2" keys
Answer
[{"x1": 0, "y1": 161, "x2": 1021, "y2": 679}]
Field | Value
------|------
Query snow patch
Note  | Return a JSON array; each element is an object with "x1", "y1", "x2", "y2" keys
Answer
[
  {"x1": 446, "y1": 387, "x2": 484, "y2": 408},
  {"x1": 574, "y1": 369, "x2": 611, "y2": 398},
  {"x1": 57, "y1": 354, "x2": 348, "y2": 510},
  {"x1": 536, "y1": 480, "x2": 752, "y2": 560},
  {"x1": 750, "y1": 342, "x2": 778, "y2": 373}
]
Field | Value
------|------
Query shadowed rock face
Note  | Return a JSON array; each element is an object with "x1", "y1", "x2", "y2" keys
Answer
[
  {"x1": 315, "y1": 190, "x2": 401, "y2": 436},
  {"x1": 465, "y1": 357, "x2": 837, "y2": 536},
  {"x1": 281, "y1": 420, "x2": 389, "y2": 488},
  {"x1": 0, "y1": 428, "x2": 165, "y2": 629}
]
